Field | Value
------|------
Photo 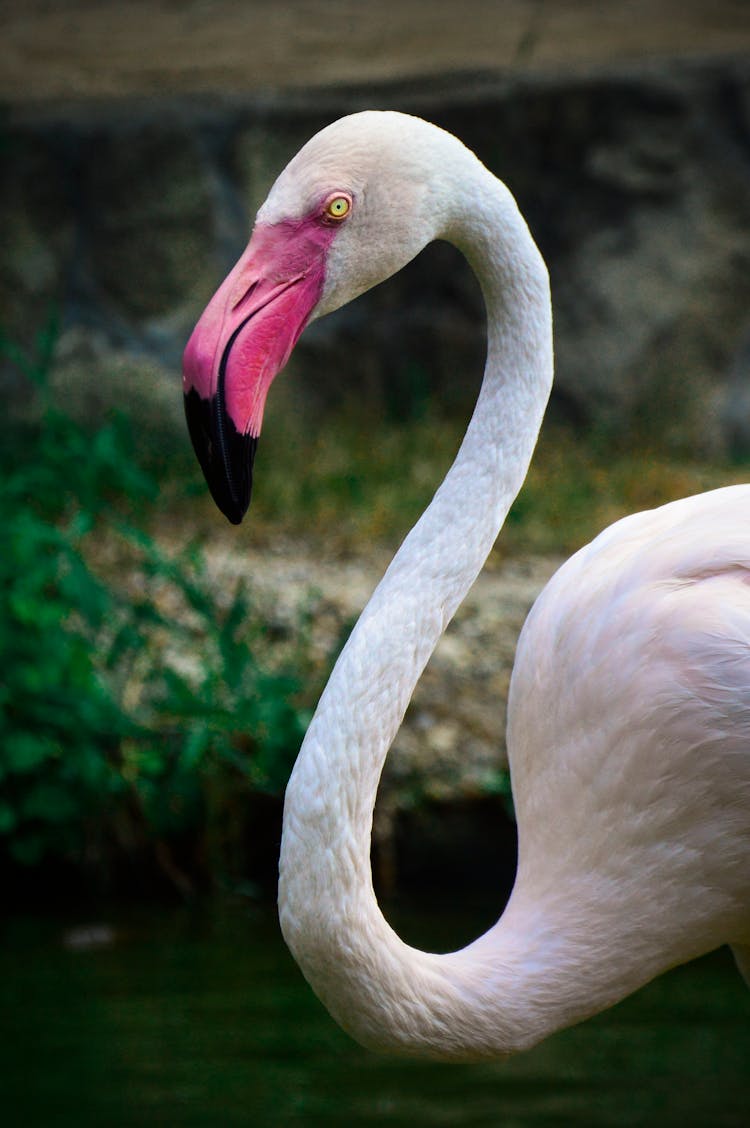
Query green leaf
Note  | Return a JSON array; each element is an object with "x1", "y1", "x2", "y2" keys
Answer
[
  {"x1": 21, "y1": 780, "x2": 79, "y2": 825},
  {"x1": 3, "y1": 733, "x2": 57, "y2": 774},
  {"x1": 21, "y1": 782, "x2": 79, "y2": 823}
]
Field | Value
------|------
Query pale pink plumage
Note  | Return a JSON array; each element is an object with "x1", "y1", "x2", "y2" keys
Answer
[{"x1": 509, "y1": 486, "x2": 750, "y2": 1002}]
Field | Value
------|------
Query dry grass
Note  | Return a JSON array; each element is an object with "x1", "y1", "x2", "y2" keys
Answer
[{"x1": 157, "y1": 407, "x2": 750, "y2": 561}]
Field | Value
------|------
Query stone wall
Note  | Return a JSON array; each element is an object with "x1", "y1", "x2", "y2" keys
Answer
[{"x1": 3, "y1": 56, "x2": 750, "y2": 450}]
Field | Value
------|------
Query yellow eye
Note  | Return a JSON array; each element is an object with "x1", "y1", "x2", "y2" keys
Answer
[{"x1": 325, "y1": 195, "x2": 351, "y2": 220}]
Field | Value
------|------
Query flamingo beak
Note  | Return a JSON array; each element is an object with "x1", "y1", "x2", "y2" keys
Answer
[{"x1": 183, "y1": 218, "x2": 333, "y2": 524}]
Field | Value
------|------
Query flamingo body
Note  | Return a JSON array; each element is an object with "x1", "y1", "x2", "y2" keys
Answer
[
  {"x1": 508, "y1": 485, "x2": 750, "y2": 1019},
  {"x1": 183, "y1": 112, "x2": 750, "y2": 1058}
]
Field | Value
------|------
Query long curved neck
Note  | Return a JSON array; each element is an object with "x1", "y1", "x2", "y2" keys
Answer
[{"x1": 278, "y1": 169, "x2": 555, "y2": 1058}]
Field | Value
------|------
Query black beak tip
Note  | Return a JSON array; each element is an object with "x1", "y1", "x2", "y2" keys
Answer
[
  {"x1": 184, "y1": 388, "x2": 257, "y2": 526},
  {"x1": 224, "y1": 506, "x2": 246, "y2": 527}
]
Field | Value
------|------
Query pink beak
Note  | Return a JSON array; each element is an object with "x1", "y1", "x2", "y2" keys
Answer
[{"x1": 183, "y1": 216, "x2": 337, "y2": 523}]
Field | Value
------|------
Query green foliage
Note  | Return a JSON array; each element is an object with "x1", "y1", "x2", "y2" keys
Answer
[{"x1": 0, "y1": 320, "x2": 313, "y2": 879}]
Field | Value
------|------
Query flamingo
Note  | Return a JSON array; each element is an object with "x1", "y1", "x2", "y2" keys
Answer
[{"x1": 183, "y1": 111, "x2": 750, "y2": 1059}]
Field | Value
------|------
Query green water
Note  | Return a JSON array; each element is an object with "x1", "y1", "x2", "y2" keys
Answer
[{"x1": 1, "y1": 901, "x2": 747, "y2": 1127}]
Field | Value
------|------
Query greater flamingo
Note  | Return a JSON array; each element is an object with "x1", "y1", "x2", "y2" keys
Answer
[{"x1": 183, "y1": 112, "x2": 750, "y2": 1058}]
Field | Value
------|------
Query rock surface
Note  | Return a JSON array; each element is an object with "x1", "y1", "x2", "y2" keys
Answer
[
  {"x1": 4, "y1": 52, "x2": 750, "y2": 451},
  {"x1": 3, "y1": 1, "x2": 749, "y2": 104}
]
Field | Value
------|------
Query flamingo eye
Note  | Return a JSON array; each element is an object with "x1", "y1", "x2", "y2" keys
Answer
[{"x1": 324, "y1": 195, "x2": 351, "y2": 221}]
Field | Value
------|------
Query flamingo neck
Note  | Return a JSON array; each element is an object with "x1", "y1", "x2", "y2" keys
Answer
[{"x1": 278, "y1": 169, "x2": 558, "y2": 1058}]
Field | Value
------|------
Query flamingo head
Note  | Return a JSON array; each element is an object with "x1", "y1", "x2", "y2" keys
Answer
[{"x1": 183, "y1": 111, "x2": 465, "y2": 523}]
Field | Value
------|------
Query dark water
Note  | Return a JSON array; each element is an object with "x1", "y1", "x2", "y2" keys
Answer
[{"x1": 1, "y1": 901, "x2": 748, "y2": 1127}]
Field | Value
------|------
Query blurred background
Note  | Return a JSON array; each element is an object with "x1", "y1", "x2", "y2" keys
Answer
[{"x1": 2, "y1": 2, "x2": 750, "y2": 1125}]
